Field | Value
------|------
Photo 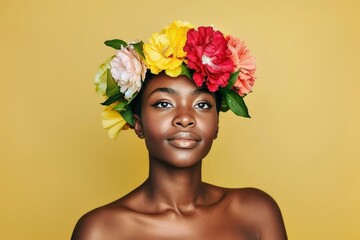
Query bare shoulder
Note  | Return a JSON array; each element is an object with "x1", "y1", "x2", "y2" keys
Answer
[
  {"x1": 228, "y1": 187, "x2": 282, "y2": 213},
  {"x1": 227, "y1": 187, "x2": 288, "y2": 240},
  {"x1": 71, "y1": 202, "x2": 132, "y2": 240},
  {"x1": 71, "y1": 188, "x2": 144, "y2": 240}
]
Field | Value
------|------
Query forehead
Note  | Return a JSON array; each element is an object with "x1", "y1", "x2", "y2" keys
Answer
[
  {"x1": 145, "y1": 74, "x2": 196, "y2": 92},
  {"x1": 142, "y1": 73, "x2": 211, "y2": 98},
  {"x1": 131, "y1": 72, "x2": 221, "y2": 114}
]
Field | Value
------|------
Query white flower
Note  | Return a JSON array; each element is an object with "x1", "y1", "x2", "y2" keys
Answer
[{"x1": 110, "y1": 46, "x2": 146, "y2": 100}]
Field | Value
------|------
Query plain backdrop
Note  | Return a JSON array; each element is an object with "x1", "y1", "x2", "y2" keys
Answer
[{"x1": 0, "y1": 0, "x2": 359, "y2": 239}]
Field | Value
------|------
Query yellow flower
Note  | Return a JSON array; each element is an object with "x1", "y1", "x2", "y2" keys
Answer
[
  {"x1": 94, "y1": 56, "x2": 113, "y2": 96},
  {"x1": 143, "y1": 20, "x2": 193, "y2": 77},
  {"x1": 101, "y1": 105, "x2": 129, "y2": 139}
]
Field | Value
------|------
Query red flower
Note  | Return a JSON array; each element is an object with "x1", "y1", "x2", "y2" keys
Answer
[{"x1": 184, "y1": 26, "x2": 234, "y2": 92}]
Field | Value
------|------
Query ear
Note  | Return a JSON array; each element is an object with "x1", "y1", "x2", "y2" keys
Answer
[
  {"x1": 214, "y1": 117, "x2": 219, "y2": 139},
  {"x1": 133, "y1": 114, "x2": 144, "y2": 139},
  {"x1": 214, "y1": 125, "x2": 219, "y2": 139}
]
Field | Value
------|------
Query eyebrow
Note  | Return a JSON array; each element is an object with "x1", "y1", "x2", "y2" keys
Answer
[
  {"x1": 148, "y1": 87, "x2": 212, "y2": 98},
  {"x1": 148, "y1": 87, "x2": 179, "y2": 97},
  {"x1": 191, "y1": 88, "x2": 212, "y2": 96}
]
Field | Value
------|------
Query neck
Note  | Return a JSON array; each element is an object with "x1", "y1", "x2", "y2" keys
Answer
[{"x1": 143, "y1": 157, "x2": 204, "y2": 212}]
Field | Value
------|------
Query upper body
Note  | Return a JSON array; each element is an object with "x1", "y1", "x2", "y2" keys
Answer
[
  {"x1": 71, "y1": 74, "x2": 287, "y2": 240},
  {"x1": 72, "y1": 184, "x2": 286, "y2": 240},
  {"x1": 71, "y1": 183, "x2": 286, "y2": 240}
]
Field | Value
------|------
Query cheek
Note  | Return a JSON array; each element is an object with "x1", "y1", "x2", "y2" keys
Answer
[
  {"x1": 141, "y1": 113, "x2": 172, "y2": 159},
  {"x1": 199, "y1": 114, "x2": 219, "y2": 138},
  {"x1": 141, "y1": 112, "x2": 169, "y2": 140}
]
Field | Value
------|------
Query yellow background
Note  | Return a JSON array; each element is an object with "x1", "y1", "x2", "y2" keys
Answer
[{"x1": 1, "y1": 0, "x2": 359, "y2": 239}]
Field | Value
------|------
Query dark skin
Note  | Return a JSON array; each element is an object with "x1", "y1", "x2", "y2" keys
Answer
[{"x1": 71, "y1": 74, "x2": 287, "y2": 240}]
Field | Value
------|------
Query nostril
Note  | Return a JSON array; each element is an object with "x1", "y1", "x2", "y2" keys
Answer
[
  {"x1": 175, "y1": 118, "x2": 195, "y2": 128},
  {"x1": 173, "y1": 111, "x2": 196, "y2": 128}
]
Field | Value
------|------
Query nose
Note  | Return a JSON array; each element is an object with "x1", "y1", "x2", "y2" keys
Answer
[{"x1": 172, "y1": 110, "x2": 195, "y2": 128}]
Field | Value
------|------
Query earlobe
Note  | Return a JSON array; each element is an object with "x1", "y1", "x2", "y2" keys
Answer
[
  {"x1": 214, "y1": 126, "x2": 219, "y2": 139},
  {"x1": 133, "y1": 114, "x2": 144, "y2": 139},
  {"x1": 214, "y1": 117, "x2": 219, "y2": 139}
]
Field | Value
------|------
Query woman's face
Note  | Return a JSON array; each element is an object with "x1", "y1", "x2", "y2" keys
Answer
[{"x1": 134, "y1": 74, "x2": 219, "y2": 168}]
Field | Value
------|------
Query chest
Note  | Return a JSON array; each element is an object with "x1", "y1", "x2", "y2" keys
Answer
[{"x1": 123, "y1": 211, "x2": 258, "y2": 240}]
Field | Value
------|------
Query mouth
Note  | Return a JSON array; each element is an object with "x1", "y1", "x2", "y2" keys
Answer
[{"x1": 167, "y1": 132, "x2": 201, "y2": 149}]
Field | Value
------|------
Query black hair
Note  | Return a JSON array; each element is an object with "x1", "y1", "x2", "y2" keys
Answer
[
  {"x1": 131, "y1": 72, "x2": 154, "y2": 117},
  {"x1": 131, "y1": 72, "x2": 223, "y2": 117}
]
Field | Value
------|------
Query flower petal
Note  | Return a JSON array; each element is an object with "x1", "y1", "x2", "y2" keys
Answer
[{"x1": 101, "y1": 105, "x2": 128, "y2": 139}]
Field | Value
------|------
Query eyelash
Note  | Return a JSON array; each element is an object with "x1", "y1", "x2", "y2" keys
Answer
[
  {"x1": 195, "y1": 101, "x2": 212, "y2": 109},
  {"x1": 152, "y1": 101, "x2": 173, "y2": 109},
  {"x1": 151, "y1": 101, "x2": 212, "y2": 110}
]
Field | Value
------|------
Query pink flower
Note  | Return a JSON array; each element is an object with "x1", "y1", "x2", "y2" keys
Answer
[
  {"x1": 226, "y1": 35, "x2": 256, "y2": 96},
  {"x1": 184, "y1": 26, "x2": 234, "y2": 92},
  {"x1": 110, "y1": 46, "x2": 146, "y2": 100}
]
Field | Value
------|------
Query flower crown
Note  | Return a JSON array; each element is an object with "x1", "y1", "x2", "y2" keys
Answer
[{"x1": 95, "y1": 20, "x2": 256, "y2": 139}]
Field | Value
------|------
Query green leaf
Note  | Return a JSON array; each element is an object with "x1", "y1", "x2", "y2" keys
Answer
[
  {"x1": 131, "y1": 41, "x2": 145, "y2": 58},
  {"x1": 100, "y1": 94, "x2": 121, "y2": 106},
  {"x1": 105, "y1": 69, "x2": 120, "y2": 97},
  {"x1": 121, "y1": 108, "x2": 134, "y2": 127},
  {"x1": 113, "y1": 100, "x2": 128, "y2": 111},
  {"x1": 104, "y1": 39, "x2": 128, "y2": 50},
  {"x1": 220, "y1": 70, "x2": 240, "y2": 94},
  {"x1": 224, "y1": 90, "x2": 250, "y2": 118},
  {"x1": 180, "y1": 64, "x2": 193, "y2": 79},
  {"x1": 125, "y1": 91, "x2": 139, "y2": 104},
  {"x1": 219, "y1": 98, "x2": 230, "y2": 112}
]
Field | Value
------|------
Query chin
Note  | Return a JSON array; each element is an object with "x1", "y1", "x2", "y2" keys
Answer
[
  {"x1": 161, "y1": 150, "x2": 209, "y2": 168},
  {"x1": 167, "y1": 159, "x2": 201, "y2": 168}
]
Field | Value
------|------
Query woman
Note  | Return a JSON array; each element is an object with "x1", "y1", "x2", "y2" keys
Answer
[{"x1": 71, "y1": 21, "x2": 287, "y2": 240}]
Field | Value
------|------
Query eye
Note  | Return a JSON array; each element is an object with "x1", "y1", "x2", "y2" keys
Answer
[
  {"x1": 195, "y1": 101, "x2": 212, "y2": 109},
  {"x1": 152, "y1": 101, "x2": 173, "y2": 109}
]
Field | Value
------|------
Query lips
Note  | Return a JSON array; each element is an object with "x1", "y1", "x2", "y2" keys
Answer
[{"x1": 167, "y1": 132, "x2": 201, "y2": 149}]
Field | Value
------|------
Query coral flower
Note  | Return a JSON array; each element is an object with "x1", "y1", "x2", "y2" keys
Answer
[
  {"x1": 184, "y1": 26, "x2": 234, "y2": 92},
  {"x1": 143, "y1": 21, "x2": 193, "y2": 77},
  {"x1": 226, "y1": 35, "x2": 256, "y2": 96},
  {"x1": 102, "y1": 105, "x2": 129, "y2": 139},
  {"x1": 110, "y1": 46, "x2": 146, "y2": 100}
]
